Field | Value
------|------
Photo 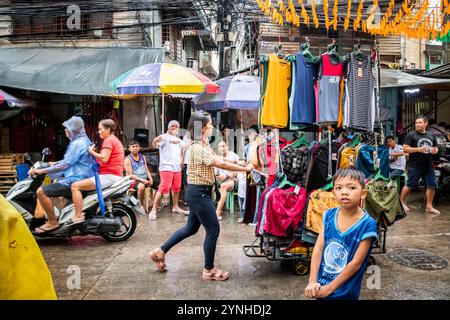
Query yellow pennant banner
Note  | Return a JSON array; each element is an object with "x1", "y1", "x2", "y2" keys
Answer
[{"x1": 255, "y1": 0, "x2": 448, "y2": 40}]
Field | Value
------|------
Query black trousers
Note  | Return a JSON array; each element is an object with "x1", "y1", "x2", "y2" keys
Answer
[{"x1": 161, "y1": 184, "x2": 219, "y2": 270}]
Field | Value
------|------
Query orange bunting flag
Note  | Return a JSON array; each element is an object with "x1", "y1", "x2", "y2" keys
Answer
[
  {"x1": 324, "y1": 0, "x2": 330, "y2": 30},
  {"x1": 311, "y1": 0, "x2": 319, "y2": 28},
  {"x1": 344, "y1": 0, "x2": 352, "y2": 31},
  {"x1": 354, "y1": 0, "x2": 364, "y2": 31},
  {"x1": 299, "y1": 0, "x2": 310, "y2": 26},
  {"x1": 332, "y1": 0, "x2": 339, "y2": 30}
]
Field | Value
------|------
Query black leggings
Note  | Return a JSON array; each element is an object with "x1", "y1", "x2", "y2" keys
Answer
[{"x1": 160, "y1": 184, "x2": 219, "y2": 270}]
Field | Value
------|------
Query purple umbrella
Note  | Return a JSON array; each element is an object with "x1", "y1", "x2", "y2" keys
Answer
[{"x1": 192, "y1": 75, "x2": 260, "y2": 110}]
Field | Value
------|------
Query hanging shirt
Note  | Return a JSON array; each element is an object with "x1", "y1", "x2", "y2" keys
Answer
[
  {"x1": 318, "y1": 208, "x2": 378, "y2": 300},
  {"x1": 318, "y1": 53, "x2": 344, "y2": 125},
  {"x1": 364, "y1": 179, "x2": 401, "y2": 226},
  {"x1": 305, "y1": 189, "x2": 339, "y2": 234},
  {"x1": 260, "y1": 54, "x2": 291, "y2": 128},
  {"x1": 289, "y1": 60, "x2": 301, "y2": 130},
  {"x1": 280, "y1": 144, "x2": 309, "y2": 185},
  {"x1": 355, "y1": 144, "x2": 390, "y2": 179},
  {"x1": 263, "y1": 186, "x2": 307, "y2": 237},
  {"x1": 343, "y1": 53, "x2": 376, "y2": 131},
  {"x1": 292, "y1": 53, "x2": 317, "y2": 125}
]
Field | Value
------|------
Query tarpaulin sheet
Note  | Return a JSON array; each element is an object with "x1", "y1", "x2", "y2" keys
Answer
[
  {"x1": 0, "y1": 194, "x2": 57, "y2": 299},
  {"x1": 0, "y1": 47, "x2": 164, "y2": 96}
]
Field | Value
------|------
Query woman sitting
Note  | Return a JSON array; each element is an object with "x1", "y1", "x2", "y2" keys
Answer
[{"x1": 67, "y1": 119, "x2": 124, "y2": 225}]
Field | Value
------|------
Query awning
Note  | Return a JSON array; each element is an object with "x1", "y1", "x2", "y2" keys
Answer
[
  {"x1": 381, "y1": 69, "x2": 450, "y2": 88},
  {"x1": 0, "y1": 47, "x2": 164, "y2": 96}
]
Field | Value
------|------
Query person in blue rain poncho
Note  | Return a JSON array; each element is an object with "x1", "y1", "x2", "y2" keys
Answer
[{"x1": 28, "y1": 116, "x2": 93, "y2": 234}]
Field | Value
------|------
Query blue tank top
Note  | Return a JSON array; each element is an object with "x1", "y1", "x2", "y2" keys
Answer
[
  {"x1": 128, "y1": 154, "x2": 148, "y2": 180},
  {"x1": 318, "y1": 207, "x2": 378, "y2": 300},
  {"x1": 292, "y1": 53, "x2": 317, "y2": 125}
]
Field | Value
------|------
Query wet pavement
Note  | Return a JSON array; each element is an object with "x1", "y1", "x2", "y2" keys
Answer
[{"x1": 37, "y1": 197, "x2": 450, "y2": 300}]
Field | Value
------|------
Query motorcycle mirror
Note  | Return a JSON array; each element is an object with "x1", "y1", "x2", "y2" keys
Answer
[
  {"x1": 42, "y1": 148, "x2": 51, "y2": 156},
  {"x1": 24, "y1": 153, "x2": 32, "y2": 161}
]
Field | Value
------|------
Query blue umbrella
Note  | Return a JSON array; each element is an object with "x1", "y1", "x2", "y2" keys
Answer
[
  {"x1": 91, "y1": 158, "x2": 106, "y2": 216},
  {"x1": 192, "y1": 75, "x2": 260, "y2": 110}
]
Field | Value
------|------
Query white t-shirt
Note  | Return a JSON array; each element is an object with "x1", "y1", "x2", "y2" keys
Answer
[
  {"x1": 389, "y1": 144, "x2": 406, "y2": 171},
  {"x1": 158, "y1": 133, "x2": 185, "y2": 172},
  {"x1": 215, "y1": 151, "x2": 239, "y2": 178}
]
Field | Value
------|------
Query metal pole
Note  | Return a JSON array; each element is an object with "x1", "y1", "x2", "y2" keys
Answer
[{"x1": 161, "y1": 93, "x2": 165, "y2": 134}]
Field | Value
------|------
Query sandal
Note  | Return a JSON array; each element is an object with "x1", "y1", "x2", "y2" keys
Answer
[
  {"x1": 33, "y1": 223, "x2": 60, "y2": 235},
  {"x1": 148, "y1": 248, "x2": 167, "y2": 272},
  {"x1": 202, "y1": 268, "x2": 230, "y2": 281}
]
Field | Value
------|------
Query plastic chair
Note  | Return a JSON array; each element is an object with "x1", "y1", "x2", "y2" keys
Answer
[{"x1": 225, "y1": 192, "x2": 235, "y2": 215}]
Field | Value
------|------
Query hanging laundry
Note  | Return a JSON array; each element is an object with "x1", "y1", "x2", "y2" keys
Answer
[
  {"x1": 260, "y1": 54, "x2": 291, "y2": 128},
  {"x1": 256, "y1": 184, "x2": 307, "y2": 237},
  {"x1": 317, "y1": 53, "x2": 344, "y2": 125},
  {"x1": 280, "y1": 144, "x2": 309, "y2": 186},
  {"x1": 355, "y1": 144, "x2": 389, "y2": 179},
  {"x1": 363, "y1": 179, "x2": 401, "y2": 226},
  {"x1": 343, "y1": 53, "x2": 376, "y2": 131},
  {"x1": 305, "y1": 188, "x2": 340, "y2": 234},
  {"x1": 291, "y1": 53, "x2": 317, "y2": 126}
]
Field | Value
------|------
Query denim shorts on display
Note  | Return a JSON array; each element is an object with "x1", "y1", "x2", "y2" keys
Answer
[{"x1": 406, "y1": 166, "x2": 437, "y2": 188}]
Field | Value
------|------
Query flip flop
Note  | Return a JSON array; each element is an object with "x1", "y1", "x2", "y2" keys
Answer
[{"x1": 33, "y1": 225, "x2": 60, "y2": 235}]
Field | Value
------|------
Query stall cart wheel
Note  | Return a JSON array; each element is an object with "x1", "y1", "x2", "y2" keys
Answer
[{"x1": 293, "y1": 260, "x2": 309, "y2": 276}]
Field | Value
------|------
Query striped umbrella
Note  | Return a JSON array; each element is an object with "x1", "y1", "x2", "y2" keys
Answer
[
  {"x1": 114, "y1": 63, "x2": 219, "y2": 95},
  {"x1": 113, "y1": 63, "x2": 219, "y2": 132}
]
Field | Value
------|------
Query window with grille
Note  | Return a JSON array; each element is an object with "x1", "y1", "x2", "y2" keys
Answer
[{"x1": 12, "y1": 11, "x2": 113, "y2": 40}]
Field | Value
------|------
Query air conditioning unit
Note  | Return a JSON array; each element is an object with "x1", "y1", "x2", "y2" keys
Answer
[{"x1": 186, "y1": 59, "x2": 198, "y2": 71}]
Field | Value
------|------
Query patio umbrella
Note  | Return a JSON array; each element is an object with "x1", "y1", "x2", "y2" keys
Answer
[
  {"x1": 193, "y1": 75, "x2": 260, "y2": 158},
  {"x1": 192, "y1": 75, "x2": 260, "y2": 110},
  {"x1": 113, "y1": 63, "x2": 219, "y2": 132}
]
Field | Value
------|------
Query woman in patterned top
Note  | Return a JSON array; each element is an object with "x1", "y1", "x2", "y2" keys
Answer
[{"x1": 148, "y1": 111, "x2": 253, "y2": 281}]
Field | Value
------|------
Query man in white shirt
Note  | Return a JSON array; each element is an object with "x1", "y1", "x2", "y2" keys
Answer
[
  {"x1": 215, "y1": 141, "x2": 239, "y2": 220},
  {"x1": 386, "y1": 136, "x2": 406, "y2": 179},
  {"x1": 149, "y1": 120, "x2": 188, "y2": 220}
]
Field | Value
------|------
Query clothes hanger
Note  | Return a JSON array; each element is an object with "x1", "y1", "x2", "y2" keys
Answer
[
  {"x1": 353, "y1": 39, "x2": 366, "y2": 61},
  {"x1": 278, "y1": 173, "x2": 296, "y2": 189},
  {"x1": 372, "y1": 167, "x2": 389, "y2": 182},
  {"x1": 301, "y1": 36, "x2": 316, "y2": 63},
  {"x1": 321, "y1": 179, "x2": 334, "y2": 191}
]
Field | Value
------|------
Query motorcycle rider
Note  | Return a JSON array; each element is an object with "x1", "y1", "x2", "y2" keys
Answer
[{"x1": 28, "y1": 116, "x2": 93, "y2": 234}]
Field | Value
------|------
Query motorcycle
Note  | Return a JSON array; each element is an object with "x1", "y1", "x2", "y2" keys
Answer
[
  {"x1": 6, "y1": 149, "x2": 143, "y2": 242},
  {"x1": 434, "y1": 142, "x2": 450, "y2": 204}
]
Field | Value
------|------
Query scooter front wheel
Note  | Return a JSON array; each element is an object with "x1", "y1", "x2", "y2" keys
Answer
[{"x1": 101, "y1": 203, "x2": 137, "y2": 242}]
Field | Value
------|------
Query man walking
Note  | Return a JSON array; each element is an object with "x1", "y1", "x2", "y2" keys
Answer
[{"x1": 401, "y1": 115, "x2": 440, "y2": 214}]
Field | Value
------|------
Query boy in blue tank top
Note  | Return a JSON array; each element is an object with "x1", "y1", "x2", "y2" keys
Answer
[
  {"x1": 124, "y1": 141, "x2": 153, "y2": 213},
  {"x1": 305, "y1": 167, "x2": 378, "y2": 300}
]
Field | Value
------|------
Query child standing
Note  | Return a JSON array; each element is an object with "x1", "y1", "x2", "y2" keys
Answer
[{"x1": 304, "y1": 167, "x2": 378, "y2": 300}]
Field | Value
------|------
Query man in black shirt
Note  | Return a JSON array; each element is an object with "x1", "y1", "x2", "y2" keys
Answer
[{"x1": 401, "y1": 115, "x2": 440, "y2": 214}]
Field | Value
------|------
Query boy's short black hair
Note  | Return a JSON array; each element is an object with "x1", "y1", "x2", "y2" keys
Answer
[
  {"x1": 386, "y1": 135, "x2": 395, "y2": 142},
  {"x1": 128, "y1": 140, "x2": 140, "y2": 147},
  {"x1": 333, "y1": 166, "x2": 366, "y2": 189}
]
